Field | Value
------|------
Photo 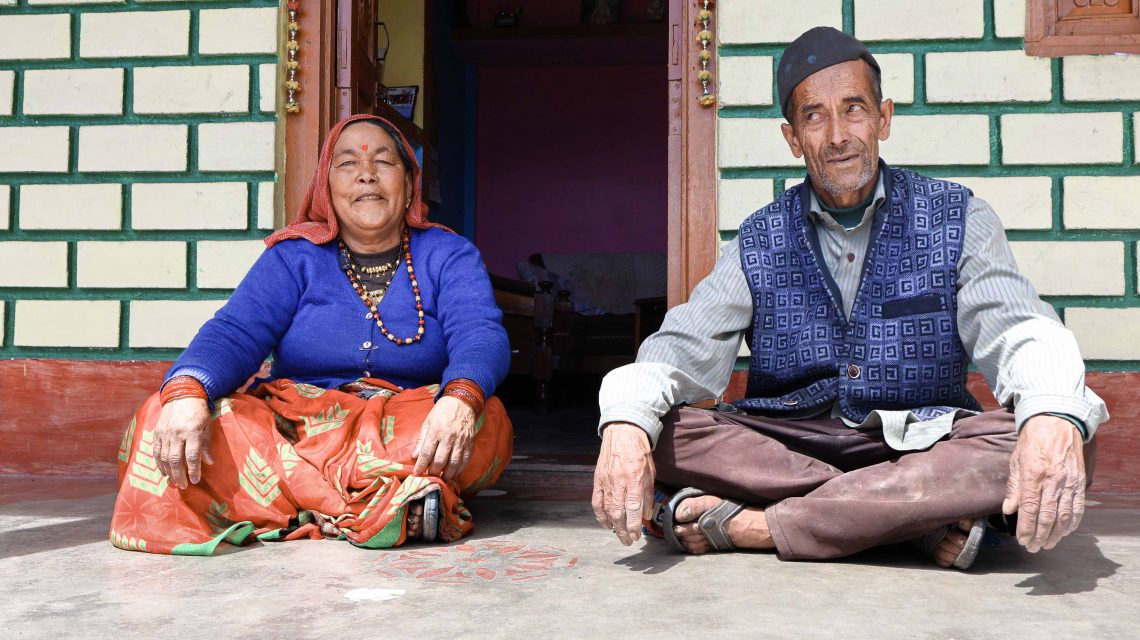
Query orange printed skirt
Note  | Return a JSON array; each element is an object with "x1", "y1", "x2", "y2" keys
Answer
[{"x1": 109, "y1": 379, "x2": 513, "y2": 555}]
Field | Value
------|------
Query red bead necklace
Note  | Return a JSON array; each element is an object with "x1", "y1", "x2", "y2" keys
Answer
[{"x1": 339, "y1": 229, "x2": 425, "y2": 345}]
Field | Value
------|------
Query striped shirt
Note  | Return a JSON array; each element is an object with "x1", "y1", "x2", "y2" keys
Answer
[{"x1": 598, "y1": 175, "x2": 1109, "y2": 450}]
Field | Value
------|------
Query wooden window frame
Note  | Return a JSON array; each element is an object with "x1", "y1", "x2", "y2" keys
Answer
[{"x1": 1026, "y1": 0, "x2": 1140, "y2": 56}]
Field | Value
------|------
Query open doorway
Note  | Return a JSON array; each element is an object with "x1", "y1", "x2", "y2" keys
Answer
[{"x1": 284, "y1": 0, "x2": 717, "y2": 461}]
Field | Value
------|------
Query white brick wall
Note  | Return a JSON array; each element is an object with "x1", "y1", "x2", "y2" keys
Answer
[
  {"x1": 718, "y1": 179, "x2": 774, "y2": 231},
  {"x1": 23, "y1": 68, "x2": 125, "y2": 116},
  {"x1": 855, "y1": 0, "x2": 984, "y2": 41},
  {"x1": 943, "y1": 176, "x2": 1053, "y2": 230},
  {"x1": 14, "y1": 300, "x2": 120, "y2": 348},
  {"x1": 80, "y1": 11, "x2": 189, "y2": 58},
  {"x1": 198, "y1": 122, "x2": 276, "y2": 171},
  {"x1": 129, "y1": 300, "x2": 225, "y2": 348},
  {"x1": 993, "y1": 0, "x2": 1026, "y2": 38},
  {"x1": 259, "y1": 63, "x2": 277, "y2": 113},
  {"x1": 1062, "y1": 176, "x2": 1140, "y2": 230},
  {"x1": 0, "y1": 242, "x2": 69, "y2": 287},
  {"x1": 78, "y1": 125, "x2": 188, "y2": 172},
  {"x1": 717, "y1": 57, "x2": 773, "y2": 107},
  {"x1": 1064, "y1": 56, "x2": 1140, "y2": 102},
  {"x1": 199, "y1": 8, "x2": 278, "y2": 55},
  {"x1": 134, "y1": 65, "x2": 249, "y2": 114},
  {"x1": 719, "y1": 0, "x2": 842, "y2": 44},
  {"x1": 0, "y1": 70, "x2": 14, "y2": 116},
  {"x1": 20, "y1": 184, "x2": 122, "y2": 230},
  {"x1": 1010, "y1": 241, "x2": 1124, "y2": 296},
  {"x1": 196, "y1": 240, "x2": 265, "y2": 289},
  {"x1": 132, "y1": 182, "x2": 248, "y2": 230},
  {"x1": 0, "y1": 185, "x2": 9, "y2": 231},
  {"x1": 876, "y1": 53, "x2": 914, "y2": 105},
  {"x1": 926, "y1": 51, "x2": 1051, "y2": 103},
  {"x1": 718, "y1": 118, "x2": 798, "y2": 169},
  {"x1": 257, "y1": 182, "x2": 276, "y2": 230},
  {"x1": 77, "y1": 241, "x2": 186, "y2": 288},
  {"x1": 1002, "y1": 113, "x2": 1122, "y2": 165},
  {"x1": 0, "y1": 14, "x2": 71, "y2": 60},
  {"x1": 881, "y1": 115, "x2": 990, "y2": 165},
  {"x1": 0, "y1": 127, "x2": 70, "y2": 173},
  {"x1": 1065, "y1": 308, "x2": 1140, "y2": 360}
]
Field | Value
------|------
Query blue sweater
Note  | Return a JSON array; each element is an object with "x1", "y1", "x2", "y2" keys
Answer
[{"x1": 168, "y1": 227, "x2": 510, "y2": 400}]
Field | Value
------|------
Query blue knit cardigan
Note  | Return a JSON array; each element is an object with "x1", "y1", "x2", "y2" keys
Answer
[{"x1": 167, "y1": 227, "x2": 511, "y2": 401}]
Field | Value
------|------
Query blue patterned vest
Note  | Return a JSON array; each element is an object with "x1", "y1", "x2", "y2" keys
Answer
[{"x1": 734, "y1": 163, "x2": 981, "y2": 422}]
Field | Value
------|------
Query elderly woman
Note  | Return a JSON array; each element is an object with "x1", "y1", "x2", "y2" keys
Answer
[{"x1": 110, "y1": 114, "x2": 512, "y2": 555}]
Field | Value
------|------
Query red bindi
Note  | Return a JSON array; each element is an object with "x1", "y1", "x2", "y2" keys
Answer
[{"x1": 361, "y1": 144, "x2": 368, "y2": 151}]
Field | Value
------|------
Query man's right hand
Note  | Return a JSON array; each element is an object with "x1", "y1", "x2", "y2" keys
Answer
[
  {"x1": 592, "y1": 422, "x2": 656, "y2": 546},
  {"x1": 153, "y1": 397, "x2": 213, "y2": 490}
]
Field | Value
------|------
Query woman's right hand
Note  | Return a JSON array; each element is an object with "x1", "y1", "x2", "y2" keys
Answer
[{"x1": 153, "y1": 398, "x2": 213, "y2": 489}]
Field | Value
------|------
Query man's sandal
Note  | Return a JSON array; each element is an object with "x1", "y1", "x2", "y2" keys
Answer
[
  {"x1": 919, "y1": 517, "x2": 987, "y2": 569},
  {"x1": 661, "y1": 487, "x2": 745, "y2": 553}
]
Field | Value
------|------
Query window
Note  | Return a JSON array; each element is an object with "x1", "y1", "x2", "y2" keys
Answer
[{"x1": 1026, "y1": 0, "x2": 1140, "y2": 56}]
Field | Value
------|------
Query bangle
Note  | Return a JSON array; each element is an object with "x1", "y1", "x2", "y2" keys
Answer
[
  {"x1": 161, "y1": 375, "x2": 208, "y2": 405},
  {"x1": 442, "y1": 378, "x2": 484, "y2": 416}
]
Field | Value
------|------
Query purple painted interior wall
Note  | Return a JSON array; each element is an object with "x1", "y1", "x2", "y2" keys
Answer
[{"x1": 474, "y1": 65, "x2": 668, "y2": 277}]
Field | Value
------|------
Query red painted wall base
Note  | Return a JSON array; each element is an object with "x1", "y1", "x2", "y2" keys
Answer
[{"x1": 1, "y1": 360, "x2": 1136, "y2": 494}]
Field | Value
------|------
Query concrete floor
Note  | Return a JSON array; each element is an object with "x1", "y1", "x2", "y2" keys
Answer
[{"x1": 2, "y1": 481, "x2": 1139, "y2": 640}]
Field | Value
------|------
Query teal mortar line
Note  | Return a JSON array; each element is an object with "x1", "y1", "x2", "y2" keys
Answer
[{"x1": 0, "y1": 1, "x2": 278, "y2": 15}]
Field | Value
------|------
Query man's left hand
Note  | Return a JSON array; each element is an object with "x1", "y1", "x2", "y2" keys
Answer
[{"x1": 1002, "y1": 415, "x2": 1086, "y2": 553}]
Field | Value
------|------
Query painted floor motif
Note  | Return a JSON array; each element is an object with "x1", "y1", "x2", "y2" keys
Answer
[{"x1": 374, "y1": 540, "x2": 580, "y2": 584}]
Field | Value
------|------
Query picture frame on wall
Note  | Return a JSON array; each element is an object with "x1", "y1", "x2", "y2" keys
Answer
[{"x1": 380, "y1": 85, "x2": 419, "y2": 120}]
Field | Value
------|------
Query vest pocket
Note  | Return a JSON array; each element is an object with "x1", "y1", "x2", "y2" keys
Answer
[{"x1": 880, "y1": 293, "x2": 945, "y2": 319}]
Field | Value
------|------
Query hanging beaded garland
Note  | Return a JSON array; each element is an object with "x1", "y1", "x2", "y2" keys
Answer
[
  {"x1": 285, "y1": 1, "x2": 301, "y2": 114},
  {"x1": 339, "y1": 230, "x2": 426, "y2": 345},
  {"x1": 696, "y1": 0, "x2": 715, "y2": 107}
]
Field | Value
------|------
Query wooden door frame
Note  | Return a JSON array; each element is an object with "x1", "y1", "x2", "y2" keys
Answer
[
  {"x1": 667, "y1": 0, "x2": 718, "y2": 306},
  {"x1": 284, "y1": 1, "x2": 719, "y2": 306}
]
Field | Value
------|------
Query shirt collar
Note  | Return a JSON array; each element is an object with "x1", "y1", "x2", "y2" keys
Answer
[{"x1": 807, "y1": 172, "x2": 887, "y2": 233}]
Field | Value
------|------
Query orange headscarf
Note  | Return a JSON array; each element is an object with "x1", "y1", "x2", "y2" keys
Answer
[{"x1": 265, "y1": 114, "x2": 434, "y2": 248}]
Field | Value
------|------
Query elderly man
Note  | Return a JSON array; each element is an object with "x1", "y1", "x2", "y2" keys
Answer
[{"x1": 592, "y1": 27, "x2": 1107, "y2": 568}]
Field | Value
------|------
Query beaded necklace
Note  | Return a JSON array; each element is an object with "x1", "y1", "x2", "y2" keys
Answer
[{"x1": 339, "y1": 229, "x2": 425, "y2": 345}]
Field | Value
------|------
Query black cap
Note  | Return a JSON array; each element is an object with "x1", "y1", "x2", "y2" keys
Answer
[{"x1": 777, "y1": 27, "x2": 880, "y2": 121}]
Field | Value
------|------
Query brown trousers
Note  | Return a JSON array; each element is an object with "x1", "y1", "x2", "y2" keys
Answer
[{"x1": 654, "y1": 407, "x2": 1095, "y2": 561}]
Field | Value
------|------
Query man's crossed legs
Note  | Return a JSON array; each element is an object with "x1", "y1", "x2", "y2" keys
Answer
[{"x1": 652, "y1": 407, "x2": 1079, "y2": 565}]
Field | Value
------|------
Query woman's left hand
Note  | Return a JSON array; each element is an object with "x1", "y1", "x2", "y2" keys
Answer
[{"x1": 412, "y1": 395, "x2": 477, "y2": 482}]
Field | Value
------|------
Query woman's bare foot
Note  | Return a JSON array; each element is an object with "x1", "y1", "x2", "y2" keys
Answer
[
  {"x1": 672, "y1": 494, "x2": 775, "y2": 554},
  {"x1": 406, "y1": 502, "x2": 424, "y2": 540},
  {"x1": 931, "y1": 519, "x2": 974, "y2": 568}
]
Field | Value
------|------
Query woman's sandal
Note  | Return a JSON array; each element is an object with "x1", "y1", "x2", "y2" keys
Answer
[
  {"x1": 421, "y1": 489, "x2": 441, "y2": 543},
  {"x1": 662, "y1": 487, "x2": 745, "y2": 553},
  {"x1": 919, "y1": 517, "x2": 988, "y2": 569}
]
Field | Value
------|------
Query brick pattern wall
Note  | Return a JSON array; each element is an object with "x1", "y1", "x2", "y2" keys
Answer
[
  {"x1": 0, "y1": 0, "x2": 280, "y2": 358},
  {"x1": 716, "y1": 0, "x2": 1139, "y2": 368}
]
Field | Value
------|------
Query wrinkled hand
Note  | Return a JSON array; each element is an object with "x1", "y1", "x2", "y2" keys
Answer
[
  {"x1": 153, "y1": 398, "x2": 213, "y2": 490},
  {"x1": 592, "y1": 422, "x2": 655, "y2": 546},
  {"x1": 413, "y1": 396, "x2": 476, "y2": 482},
  {"x1": 1002, "y1": 415, "x2": 1087, "y2": 553}
]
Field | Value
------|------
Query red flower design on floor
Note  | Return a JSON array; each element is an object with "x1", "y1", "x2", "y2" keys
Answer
[{"x1": 373, "y1": 541, "x2": 579, "y2": 584}]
